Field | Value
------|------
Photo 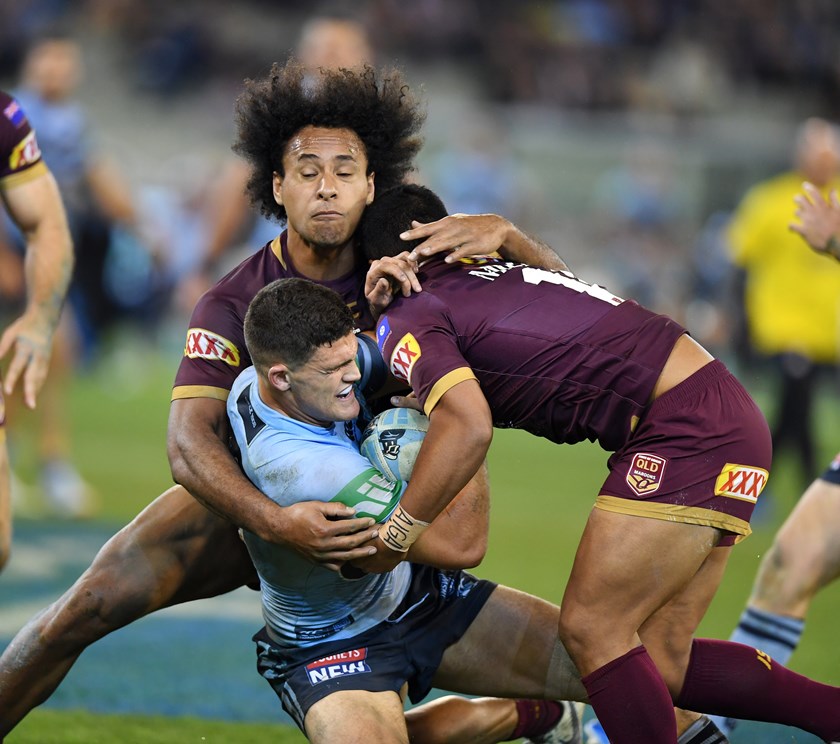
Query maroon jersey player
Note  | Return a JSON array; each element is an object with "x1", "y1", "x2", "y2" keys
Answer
[
  {"x1": 173, "y1": 233, "x2": 373, "y2": 401},
  {"x1": 356, "y1": 184, "x2": 840, "y2": 744}
]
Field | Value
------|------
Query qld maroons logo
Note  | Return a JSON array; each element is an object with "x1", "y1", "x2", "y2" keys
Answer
[{"x1": 626, "y1": 453, "x2": 667, "y2": 496}]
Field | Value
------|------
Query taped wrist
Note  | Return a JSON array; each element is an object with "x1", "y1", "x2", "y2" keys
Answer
[{"x1": 378, "y1": 504, "x2": 430, "y2": 552}]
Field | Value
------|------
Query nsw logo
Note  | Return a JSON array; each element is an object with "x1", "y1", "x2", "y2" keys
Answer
[
  {"x1": 714, "y1": 463, "x2": 769, "y2": 503},
  {"x1": 305, "y1": 647, "x2": 371, "y2": 686},
  {"x1": 626, "y1": 453, "x2": 667, "y2": 496},
  {"x1": 389, "y1": 333, "x2": 421, "y2": 383}
]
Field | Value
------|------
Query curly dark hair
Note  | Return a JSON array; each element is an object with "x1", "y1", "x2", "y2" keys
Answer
[{"x1": 233, "y1": 61, "x2": 426, "y2": 223}]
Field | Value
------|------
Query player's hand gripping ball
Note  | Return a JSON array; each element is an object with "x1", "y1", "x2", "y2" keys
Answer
[{"x1": 360, "y1": 407, "x2": 429, "y2": 482}]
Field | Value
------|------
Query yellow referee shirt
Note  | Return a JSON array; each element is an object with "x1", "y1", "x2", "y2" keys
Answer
[{"x1": 728, "y1": 171, "x2": 840, "y2": 362}]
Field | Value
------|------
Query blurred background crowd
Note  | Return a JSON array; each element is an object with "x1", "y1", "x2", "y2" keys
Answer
[{"x1": 1, "y1": 0, "x2": 839, "y2": 517}]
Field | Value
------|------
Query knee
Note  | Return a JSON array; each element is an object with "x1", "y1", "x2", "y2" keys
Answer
[
  {"x1": 44, "y1": 534, "x2": 159, "y2": 642},
  {"x1": 752, "y1": 535, "x2": 818, "y2": 608},
  {"x1": 557, "y1": 602, "x2": 600, "y2": 658}
]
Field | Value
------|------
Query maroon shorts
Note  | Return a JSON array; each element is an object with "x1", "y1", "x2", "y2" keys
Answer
[{"x1": 597, "y1": 360, "x2": 772, "y2": 545}]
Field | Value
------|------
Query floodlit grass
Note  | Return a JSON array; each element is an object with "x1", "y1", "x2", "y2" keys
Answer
[{"x1": 10, "y1": 709, "x2": 306, "y2": 743}]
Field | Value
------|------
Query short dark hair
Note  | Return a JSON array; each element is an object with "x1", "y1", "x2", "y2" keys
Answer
[
  {"x1": 244, "y1": 277, "x2": 355, "y2": 371},
  {"x1": 233, "y1": 61, "x2": 425, "y2": 223},
  {"x1": 359, "y1": 184, "x2": 448, "y2": 261}
]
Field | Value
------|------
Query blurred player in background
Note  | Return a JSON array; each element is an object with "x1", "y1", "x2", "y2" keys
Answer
[
  {"x1": 0, "y1": 60, "x2": 574, "y2": 739},
  {"x1": 727, "y1": 118, "x2": 840, "y2": 489},
  {"x1": 709, "y1": 182, "x2": 840, "y2": 738},
  {"x1": 355, "y1": 183, "x2": 840, "y2": 744},
  {"x1": 0, "y1": 88, "x2": 74, "y2": 571},
  {"x1": 1, "y1": 33, "x2": 147, "y2": 516}
]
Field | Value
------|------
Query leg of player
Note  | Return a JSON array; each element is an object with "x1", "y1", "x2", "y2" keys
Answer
[
  {"x1": 428, "y1": 584, "x2": 721, "y2": 744},
  {"x1": 743, "y1": 475, "x2": 840, "y2": 635},
  {"x1": 304, "y1": 689, "x2": 409, "y2": 744},
  {"x1": 709, "y1": 474, "x2": 840, "y2": 736},
  {"x1": 406, "y1": 695, "x2": 585, "y2": 744},
  {"x1": 0, "y1": 485, "x2": 256, "y2": 737},
  {"x1": 560, "y1": 509, "x2": 840, "y2": 743}
]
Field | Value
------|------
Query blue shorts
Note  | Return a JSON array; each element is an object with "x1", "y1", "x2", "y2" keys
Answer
[
  {"x1": 820, "y1": 453, "x2": 840, "y2": 485},
  {"x1": 253, "y1": 564, "x2": 496, "y2": 731}
]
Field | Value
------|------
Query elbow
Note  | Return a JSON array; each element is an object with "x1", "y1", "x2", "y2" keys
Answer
[
  {"x1": 166, "y1": 434, "x2": 189, "y2": 488},
  {"x1": 468, "y1": 412, "x2": 493, "y2": 459},
  {"x1": 458, "y1": 535, "x2": 487, "y2": 568}
]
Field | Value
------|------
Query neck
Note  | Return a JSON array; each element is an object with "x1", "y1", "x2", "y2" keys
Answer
[{"x1": 286, "y1": 229, "x2": 356, "y2": 281}]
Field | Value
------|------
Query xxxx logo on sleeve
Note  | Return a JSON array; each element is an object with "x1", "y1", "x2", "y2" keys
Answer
[
  {"x1": 184, "y1": 328, "x2": 240, "y2": 367},
  {"x1": 389, "y1": 333, "x2": 421, "y2": 383},
  {"x1": 714, "y1": 463, "x2": 769, "y2": 503},
  {"x1": 626, "y1": 453, "x2": 667, "y2": 496}
]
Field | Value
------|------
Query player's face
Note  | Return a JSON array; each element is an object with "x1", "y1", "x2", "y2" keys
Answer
[
  {"x1": 275, "y1": 126, "x2": 374, "y2": 249},
  {"x1": 285, "y1": 331, "x2": 361, "y2": 426}
]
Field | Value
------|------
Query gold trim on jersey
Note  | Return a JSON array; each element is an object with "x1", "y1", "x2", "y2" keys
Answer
[
  {"x1": 0, "y1": 160, "x2": 47, "y2": 190},
  {"x1": 423, "y1": 367, "x2": 478, "y2": 415},
  {"x1": 594, "y1": 494, "x2": 751, "y2": 542},
  {"x1": 171, "y1": 385, "x2": 230, "y2": 402},
  {"x1": 270, "y1": 235, "x2": 286, "y2": 267}
]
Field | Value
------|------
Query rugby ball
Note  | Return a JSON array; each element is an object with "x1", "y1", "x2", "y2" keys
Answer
[{"x1": 360, "y1": 407, "x2": 429, "y2": 482}]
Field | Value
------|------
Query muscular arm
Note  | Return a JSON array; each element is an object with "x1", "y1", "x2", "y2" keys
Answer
[
  {"x1": 403, "y1": 214, "x2": 570, "y2": 270},
  {"x1": 365, "y1": 215, "x2": 569, "y2": 314},
  {"x1": 0, "y1": 170, "x2": 73, "y2": 408},
  {"x1": 357, "y1": 379, "x2": 493, "y2": 573},
  {"x1": 407, "y1": 461, "x2": 490, "y2": 569},
  {"x1": 168, "y1": 396, "x2": 378, "y2": 565}
]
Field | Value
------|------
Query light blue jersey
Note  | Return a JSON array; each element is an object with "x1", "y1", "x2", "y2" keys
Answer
[{"x1": 228, "y1": 367, "x2": 411, "y2": 647}]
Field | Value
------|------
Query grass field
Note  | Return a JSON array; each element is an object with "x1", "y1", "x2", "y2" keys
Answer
[{"x1": 3, "y1": 335, "x2": 839, "y2": 742}]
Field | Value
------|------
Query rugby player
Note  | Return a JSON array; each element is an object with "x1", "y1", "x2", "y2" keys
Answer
[
  {"x1": 0, "y1": 89, "x2": 74, "y2": 570},
  {"x1": 0, "y1": 61, "x2": 574, "y2": 737},
  {"x1": 353, "y1": 183, "x2": 840, "y2": 744}
]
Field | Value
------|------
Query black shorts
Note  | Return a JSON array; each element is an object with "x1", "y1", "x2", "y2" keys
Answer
[{"x1": 253, "y1": 564, "x2": 496, "y2": 732}]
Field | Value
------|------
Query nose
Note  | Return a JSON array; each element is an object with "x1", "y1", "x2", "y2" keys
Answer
[{"x1": 318, "y1": 173, "x2": 338, "y2": 199}]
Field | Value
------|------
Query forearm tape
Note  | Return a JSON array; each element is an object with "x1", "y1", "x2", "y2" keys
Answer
[{"x1": 379, "y1": 504, "x2": 430, "y2": 552}]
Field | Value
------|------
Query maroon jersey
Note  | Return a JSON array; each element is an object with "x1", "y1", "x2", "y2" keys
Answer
[
  {"x1": 0, "y1": 90, "x2": 46, "y2": 189},
  {"x1": 375, "y1": 257, "x2": 685, "y2": 452},
  {"x1": 173, "y1": 233, "x2": 373, "y2": 401}
]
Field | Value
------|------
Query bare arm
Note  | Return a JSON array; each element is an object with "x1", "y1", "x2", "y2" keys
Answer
[
  {"x1": 406, "y1": 461, "x2": 490, "y2": 569},
  {"x1": 0, "y1": 170, "x2": 73, "y2": 408},
  {"x1": 403, "y1": 214, "x2": 570, "y2": 270},
  {"x1": 355, "y1": 379, "x2": 494, "y2": 574},
  {"x1": 789, "y1": 182, "x2": 840, "y2": 261},
  {"x1": 167, "y1": 396, "x2": 379, "y2": 567},
  {"x1": 365, "y1": 215, "x2": 570, "y2": 315},
  {"x1": 0, "y1": 420, "x2": 10, "y2": 571}
]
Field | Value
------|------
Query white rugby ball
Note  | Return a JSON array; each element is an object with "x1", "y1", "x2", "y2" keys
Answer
[{"x1": 360, "y1": 407, "x2": 429, "y2": 482}]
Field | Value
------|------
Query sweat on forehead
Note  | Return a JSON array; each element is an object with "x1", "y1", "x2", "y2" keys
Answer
[{"x1": 283, "y1": 126, "x2": 368, "y2": 163}]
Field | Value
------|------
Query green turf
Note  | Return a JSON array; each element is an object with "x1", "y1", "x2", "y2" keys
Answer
[
  {"x1": 5, "y1": 340, "x2": 840, "y2": 741},
  {"x1": 9, "y1": 708, "x2": 306, "y2": 743}
]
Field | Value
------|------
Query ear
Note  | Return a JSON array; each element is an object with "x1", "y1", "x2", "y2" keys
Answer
[
  {"x1": 365, "y1": 172, "x2": 375, "y2": 206},
  {"x1": 272, "y1": 172, "x2": 284, "y2": 206},
  {"x1": 267, "y1": 363, "x2": 292, "y2": 392}
]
